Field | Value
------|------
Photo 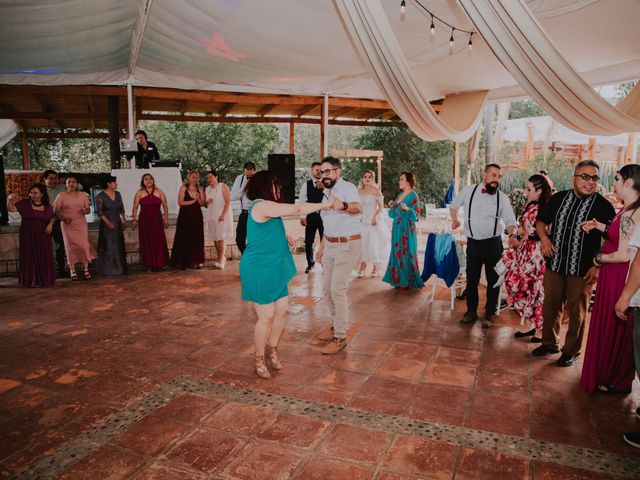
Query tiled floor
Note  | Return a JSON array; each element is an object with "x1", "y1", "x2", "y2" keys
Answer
[{"x1": 0, "y1": 257, "x2": 639, "y2": 479}]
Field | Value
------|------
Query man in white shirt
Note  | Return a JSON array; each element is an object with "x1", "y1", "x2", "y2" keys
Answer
[
  {"x1": 615, "y1": 225, "x2": 640, "y2": 449},
  {"x1": 298, "y1": 162, "x2": 324, "y2": 273},
  {"x1": 230, "y1": 161, "x2": 256, "y2": 253},
  {"x1": 316, "y1": 157, "x2": 362, "y2": 354},
  {"x1": 450, "y1": 164, "x2": 518, "y2": 328}
]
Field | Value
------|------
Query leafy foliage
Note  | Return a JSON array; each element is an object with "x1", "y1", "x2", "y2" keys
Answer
[{"x1": 508, "y1": 99, "x2": 546, "y2": 119}]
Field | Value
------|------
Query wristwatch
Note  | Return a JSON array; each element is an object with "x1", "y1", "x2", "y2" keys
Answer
[{"x1": 342, "y1": 201, "x2": 349, "y2": 211}]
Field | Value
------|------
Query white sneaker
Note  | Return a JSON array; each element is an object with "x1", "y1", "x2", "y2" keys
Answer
[
  {"x1": 213, "y1": 262, "x2": 220, "y2": 269},
  {"x1": 218, "y1": 262, "x2": 226, "y2": 270}
]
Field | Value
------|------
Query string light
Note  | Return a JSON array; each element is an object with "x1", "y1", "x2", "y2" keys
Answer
[
  {"x1": 408, "y1": 0, "x2": 476, "y2": 49},
  {"x1": 400, "y1": 0, "x2": 406, "y2": 15},
  {"x1": 449, "y1": 28, "x2": 455, "y2": 47},
  {"x1": 429, "y1": 14, "x2": 435, "y2": 35},
  {"x1": 468, "y1": 33, "x2": 473, "y2": 50}
]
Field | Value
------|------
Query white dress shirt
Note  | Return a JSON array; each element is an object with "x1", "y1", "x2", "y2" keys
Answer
[
  {"x1": 230, "y1": 173, "x2": 252, "y2": 211},
  {"x1": 320, "y1": 178, "x2": 361, "y2": 237},
  {"x1": 450, "y1": 183, "x2": 517, "y2": 240}
]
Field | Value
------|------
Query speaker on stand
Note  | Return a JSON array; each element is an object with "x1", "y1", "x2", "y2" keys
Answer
[{"x1": 267, "y1": 154, "x2": 295, "y2": 204}]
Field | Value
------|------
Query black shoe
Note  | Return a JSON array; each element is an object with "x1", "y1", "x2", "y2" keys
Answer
[
  {"x1": 623, "y1": 432, "x2": 640, "y2": 449},
  {"x1": 530, "y1": 336, "x2": 542, "y2": 343},
  {"x1": 481, "y1": 314, "x2": 495, "y2": 329},
  {"x1": 515, "y1": 328, "x2": 536, "y2": 338},
  {"x1": 456, "y1": 288, "x2": 466, "y2": 301},
  {"x1": 460, "y1": 311, "x2": 478, "y2": 324},
  {"x1": 305, "y1": 264, "x2": 315, "y2": 274},
  {"x1": 556, "y1": 353, "x2": 579, "y2": 367},
  {"x1": 500, "y1": 299, "x2": 509, "y2": 310},
  {"x1": 532, "y1": 345, "x2": 560, "y2": 357}
]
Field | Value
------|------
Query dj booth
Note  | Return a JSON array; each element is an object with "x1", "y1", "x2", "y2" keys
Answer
[{"x1": 110, "y1": 166, "x2": 182, "y2": 217}]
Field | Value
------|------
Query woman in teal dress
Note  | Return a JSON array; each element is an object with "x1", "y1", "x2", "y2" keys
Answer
[
  {"x1": 239, "y1": 171, "x2": 333, "y2": 379},
  {"x1": 383, "y1": 172, "x2": 425, "y2": 289}
]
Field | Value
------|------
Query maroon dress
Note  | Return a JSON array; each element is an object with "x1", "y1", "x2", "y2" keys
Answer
[
  {"x1": 580, "y1": 211, "x2": 635, "y2": 393},
  {"x1": 138, "y1": 192, "x2": 169, "y2": 269},
  {"x1": 16, "y1": 200, "x2": 55, "y2": 287},
  {"x1": 170, "y1": 188, "x2": 205, "y2": 269}
]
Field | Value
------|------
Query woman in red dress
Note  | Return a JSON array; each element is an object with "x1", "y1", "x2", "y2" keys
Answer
[
  {"x1": 170, "y1": 171, "x2": 205, "y2": 269},
  {"x1": 500, "y1": 174, "x2": 552, "y2": 342},
  {"x1": 132, "y1": 174, "x2": 170, "y2": 270},
  {"x1": 580, "y1": 164, "x2": 640, "y2": 394}
]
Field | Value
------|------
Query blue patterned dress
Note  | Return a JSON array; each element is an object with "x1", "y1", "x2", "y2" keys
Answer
[{"x1": 382, "y1": 191, "x2": 424, "y2": 288}]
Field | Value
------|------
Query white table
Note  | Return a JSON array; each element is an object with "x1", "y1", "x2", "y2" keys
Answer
[{"x1": 110, "y1": 167, "x2": 183, "y2": 217}]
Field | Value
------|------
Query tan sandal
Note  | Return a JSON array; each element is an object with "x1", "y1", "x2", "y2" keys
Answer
[
  {"x1": 265, "y1": 345, "x2": 283, "y2": 370},
  {"x1": 254, "y1": 355, "x2": 271, "y2": 379}
]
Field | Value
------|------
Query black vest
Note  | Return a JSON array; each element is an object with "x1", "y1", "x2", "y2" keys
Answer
[{"x1": 306, "y1": 179, "x2": 324, "y2": 203}]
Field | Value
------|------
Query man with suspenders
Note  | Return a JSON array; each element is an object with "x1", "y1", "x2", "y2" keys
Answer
[
  {"x1": 450, "y1": 164, "x2": 518, "y2": 328},
  {"x1": 230, "y1": 162, "x2": 257, "y2": 254},
  {"x1": 298, "y1": 162, "x2": 325, "y2": 273}
]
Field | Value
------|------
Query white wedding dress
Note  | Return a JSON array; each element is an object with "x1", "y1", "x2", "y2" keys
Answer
[{"x1": 359, "y1": 193, "x2": 390, "y2": 268}]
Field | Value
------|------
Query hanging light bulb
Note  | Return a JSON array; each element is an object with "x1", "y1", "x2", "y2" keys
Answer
[
  {"x1": 468, "y1": 33, "x2": 473, "y2": 50},
  {"x1": 430, "y1": 14, "x2": 435, "y2": 35},
  {"x1": 449, "y1": 28, "x2": 455, "y2": 47},
  {"x1": 400, "y1": 0, "x2": 406, "y2": 15}
]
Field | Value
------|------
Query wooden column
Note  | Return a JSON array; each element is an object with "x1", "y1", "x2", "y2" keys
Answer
[
  {"x1": 107, "y1": 96, "x2": 120, "y2": 169},
  {"x1": 20, "y1": 131, "x2": 30, "y2": 170},
  {"x1": 587, "y1": 137, "x2": 597, "y2": 159},
  {"x1": 524, "y1": 122, "x2": 534, "y2": 166},
  {"x1": 626, "y1": 132, "x2": 637, "y2": 164},
  {"x1": 320, "y1": 94, "x2": 328, "y2": 161},
  {"x1": 289, "y1": 121, "x2": 295, "y2": 155},
  {"x1": 377, "y1": 156, "x2": 382, "y2": 188},
  {"x1": 453, "y1": 142, "x2": 460, "y2": 193}
]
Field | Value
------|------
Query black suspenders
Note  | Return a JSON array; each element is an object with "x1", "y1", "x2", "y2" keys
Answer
[{"x1": 467, "y1": 185, "x2": 500, "y2": 238}]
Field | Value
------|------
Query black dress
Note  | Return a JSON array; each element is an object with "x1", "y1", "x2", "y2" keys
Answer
[
  {"x1": 96, "y1": 191, "x2": 127, "y2": 275},
  {"x1": 170, "y1": 188, "x2": 205, "y2": 268}
]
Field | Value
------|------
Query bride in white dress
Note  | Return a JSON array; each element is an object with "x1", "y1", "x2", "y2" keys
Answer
[
  {"x1": 204, "y1": 170, "x2": 234, "y2": 268},
  {"x1": 357, "y1": 170, "x2": 390, "y2": 277}
]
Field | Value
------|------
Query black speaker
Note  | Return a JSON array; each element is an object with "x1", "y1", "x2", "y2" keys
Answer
[{"x1": 268, "y1": 154, "x2": 295, "y2": 204}]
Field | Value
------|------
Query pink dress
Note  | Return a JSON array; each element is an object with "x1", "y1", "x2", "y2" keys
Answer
[
  {"x1": 502, "y1": 202, "x2": 545, "y2": 329},
  {"x1": 54, "y1": 192, "x2": 96, "y2": 265},
  {"x1": 580, "y1": 211, "x2": 635, "y2": 393}
]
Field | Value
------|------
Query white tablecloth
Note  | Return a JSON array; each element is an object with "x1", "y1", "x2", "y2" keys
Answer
[{"x1": 110, "y1": 167, "x2": 183, "y2": 217}]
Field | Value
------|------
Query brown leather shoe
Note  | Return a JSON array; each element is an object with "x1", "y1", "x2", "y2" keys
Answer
[
  {"x1": 317, "y1": 325, "x2": 334, "y2": 342},
  {"x1": 265, "y1": 345, "x2": 283, "y2": 370},
  {"x1": 321, "y1": 337, "x2": 348, "y2": 355},
  {"x1": 460, "y1": 311, "x2": 478, "y2": 324}
]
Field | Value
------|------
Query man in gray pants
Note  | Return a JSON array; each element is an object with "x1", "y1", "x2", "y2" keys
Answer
[{"x1": 615, "y1": 223, "x2": 640, "y2": 449}]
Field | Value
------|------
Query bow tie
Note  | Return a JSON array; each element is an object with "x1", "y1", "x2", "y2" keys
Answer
[{"x1": 482, "y1": 188, "x2": 488, "y2": 194}]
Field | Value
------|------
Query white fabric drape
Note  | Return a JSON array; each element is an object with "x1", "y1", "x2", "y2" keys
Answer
[
  {"x1": 334, "y1": 0, "x2": 488, "y2": 142},
  {"x1": 0, "y1": 121, "x2": 18, "y2": 149},
  {"x1": 458, "y1": 0, "x2": 640, "y2": 135}
]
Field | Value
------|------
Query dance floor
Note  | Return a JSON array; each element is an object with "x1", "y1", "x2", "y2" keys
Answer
[{"x1": 1, "y1": 257, "x2": 639, "y2": 479}]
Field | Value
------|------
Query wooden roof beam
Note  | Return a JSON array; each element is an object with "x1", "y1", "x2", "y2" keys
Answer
[
  {"x1": 34, "y1": 94, "x2": 64, "y2": 129},
  {"x1": 330, "y1": 106, "x2": 356, "y2": 119},
  {"x1": 0, "y1": 103, "x2": 29, "y2": 130},
  {"x1": 179, "y1": 100, "x2": 190, "y2": 115},
  {"x1": 297, "y1": 104, "x2": 319, "y2": 117},
  {"x1": 87, "y1": 96, "x2": 96, "y2": 130},
  {"x1": 218, "y1": 103, "x2": 236, "y2": 117},
  {"x1": 257, "y1": 104, "x2": 276, "y2": 117}
]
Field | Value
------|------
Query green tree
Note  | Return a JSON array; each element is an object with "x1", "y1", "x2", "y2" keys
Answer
[
  {"x1": 140, "y1": 121, "x2": 281, "y2": 183},
  {"x1": 353, "y1": 126, "x2": 455, "y2": 207},
  {"x1": 508, "y1": 99, "x2": 546, "y2": 119}
]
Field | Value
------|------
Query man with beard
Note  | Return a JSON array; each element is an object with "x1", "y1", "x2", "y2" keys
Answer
[
  {"x1": 316, "y1": 157, "x2": 362, "y2": 354},
  {"x1": 298, "y1": 162, "x2": 325, "y2": 273},
  {"x1": 533, "y1": 160, "x2": 615, "y2": 366},
  {"x1": 450, "y1": 164, "x2": 518, "y2": 328}
]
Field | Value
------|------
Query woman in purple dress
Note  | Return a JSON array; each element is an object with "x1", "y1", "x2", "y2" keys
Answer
[
  {"x1": 170, "y1": 171, "x2": 205, "y2": 269},
  {"x1": 96, "y1": 176, "x2": 127, "y2": 275},
  {"x1": 7, "y1": 184, "x2": 56, "y2": 287},
  {"x1": 132, "y1": 174, "x2": 170, "y2": 271},
  {"x1": 580, "y1": 164, "x2": 640, "y2": 394}
]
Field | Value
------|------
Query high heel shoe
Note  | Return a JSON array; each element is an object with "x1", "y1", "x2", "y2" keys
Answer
[
  {"x1": 265, "y1": 345, "x2": 283, "y2": 370},
  {"x1": 514, "y1": 328, "x2": 535, "y2": 338},
  {"x1": 254, "y1": 355, "x2": 271, "y2": 379}
]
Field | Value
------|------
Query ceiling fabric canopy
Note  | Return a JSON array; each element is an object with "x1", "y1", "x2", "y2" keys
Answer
[
  {"x1": 334, "y1": 0, "x2": 487, "y2": 142},
  {"x1": 458, "y1": 0, "x2": 640, "y2": 136},
  {"x1": 0, "y1": 0, "x2": 638, "y2": 137}
]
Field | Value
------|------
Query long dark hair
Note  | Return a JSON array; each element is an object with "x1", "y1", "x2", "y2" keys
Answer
[
  {"x1": 527, "y1": 174, "x2": 552, "y2": 209},
  {"x1": 619, "y1": 164, "x2": 640, "y2": 212},
  {"x1": 29, "y1": 183, "x2": 50, "y2": 206},
  {"x1": 245, "y1": 170, "x2": 283, "y2": 202},
  {"x1": 139, "y1": 173, "x2": 155, "y2": 190}
]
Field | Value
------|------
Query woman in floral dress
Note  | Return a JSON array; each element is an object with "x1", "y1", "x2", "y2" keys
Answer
[
  {"x1": 382, "y1": 172, "x2": 424, "y2": 289},
  {"x1": 501, "y1": 174, "x2": 552, "y2": 341}
]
